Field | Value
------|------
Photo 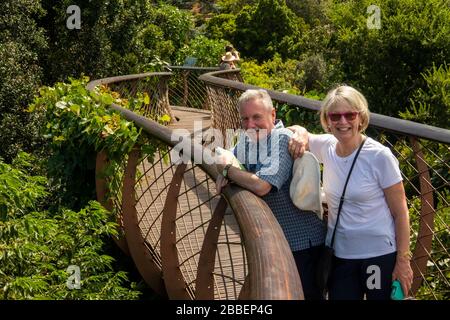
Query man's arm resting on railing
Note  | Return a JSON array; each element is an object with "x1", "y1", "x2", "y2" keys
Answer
[{"x1": 216, "y1": 164, "x2": 272, "y2": 197}]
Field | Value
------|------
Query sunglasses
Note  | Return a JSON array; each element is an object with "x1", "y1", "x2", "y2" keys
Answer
[{"x1": 327, "y1": 111, "x2": 359, "y2": 122}]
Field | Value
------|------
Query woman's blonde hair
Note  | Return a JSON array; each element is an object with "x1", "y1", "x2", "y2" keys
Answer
[{"x1": 320, "y1": 85, "x2": 370, "y2": 132}]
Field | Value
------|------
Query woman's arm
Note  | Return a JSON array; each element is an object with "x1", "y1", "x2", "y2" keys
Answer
[
  {"x1": 287, "y1": 125, "x2": 311, "y2": 158},
  {"x1": 383, "y1": 181, "x2": 414, "y2": 296}
]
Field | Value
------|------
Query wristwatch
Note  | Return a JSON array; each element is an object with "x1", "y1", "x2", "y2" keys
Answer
[{"x1": 222, "y1": 164, "x2": 233, "y2": 178}]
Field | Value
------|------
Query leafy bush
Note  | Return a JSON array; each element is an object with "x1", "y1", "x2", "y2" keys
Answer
[
  {"x1": 0, "y1": 153, "x2": 141, "y2": 300},
  {"x1": 240, "y1": 60, "x2": 274, "y2": 89},
  {"x1": 205, "y1": 13, "x2": 237, "y2": 41},
  {"x1": 29, "y1": 77, "x2": 145, "y2": 210},
  {"x1": 0, "y1": 45, "x2": 45, "y2": 162},
  {"x1": 233, "y1": 0, "x2": 309, "y2": 61},
  {"x1": 286, "y1": 0, "x2": 329, "y2": 26},
  {"x1": 241, "y1": 55, "x2": 330, "y2": 94},
  {"x1": 400, "y1": 63, "x2": 450, "y2": 128},
  {"x1": 0, "y1": 0, "x2": 47, "y2": 162},
  {"x1": 175, "y1": 35, "x2": 228, "y2": 67},
  {"x1": 0, "y1": 0, "x2": 47, "y2": 53},
  {"x1": 45, "y1": 1, "x2": 194, "y2": 81}
]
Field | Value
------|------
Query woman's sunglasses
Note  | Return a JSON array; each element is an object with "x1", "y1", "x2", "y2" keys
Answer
[{"x1": 327, "y1": 111, "x2": 359, "y2": 122}]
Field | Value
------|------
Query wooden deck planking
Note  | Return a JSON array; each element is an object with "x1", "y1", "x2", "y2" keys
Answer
[{"x1": 169, "y1": 106, "x2": 211, "y2": 133}]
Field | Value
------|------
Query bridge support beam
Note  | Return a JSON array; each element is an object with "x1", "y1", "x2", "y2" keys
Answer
[
  {"x1": 410, "y1": 137, "x2": 436, "y2": 295},
  {"x1": 161, "y1": 163, "x2": 192, "y2": 299},
  {"x1": 195, "y1": 196, "x2": 228, "y2": 300}
]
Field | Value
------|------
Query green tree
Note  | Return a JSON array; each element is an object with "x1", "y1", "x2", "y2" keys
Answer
[
  {"x1": 44, "y1": 1, "x2": 194, "y2": 81},
  {"x1": 400, "y1": 63, "x2": 450, "y2": 128},
  {"x1": 205, "y1": 13, "x2": 237, "y2": 41},
  {"x1": 215, "y1": 0, "x2": 256, "y2": 13},
  {"x1": 0, "y1": 0, "x2": 47, "y2": 162},
  {"x1": 233, "y1": 0, "x2": 309, "y2": 61},
  {"x1": 326, "y1": 0, "x2": 450, "y2": 118},
  {"x1": 175, "y1": 35, "x2": 228, "y2": 67},
  {"x1": 0, "y1": 153, "x2": 142, "y2": 300},
  {"x1": 286, "y1": 0, "x2": 330, "y2": 26}
]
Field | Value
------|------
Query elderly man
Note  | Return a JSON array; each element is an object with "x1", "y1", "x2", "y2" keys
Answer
[{"x1": 215, "y1": 89, "x2": 326, "y2": 300}]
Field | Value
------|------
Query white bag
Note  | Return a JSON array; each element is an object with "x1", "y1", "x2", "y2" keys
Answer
[{"x1": 289, "y1": 152, "x2": 324, "y2": 220}]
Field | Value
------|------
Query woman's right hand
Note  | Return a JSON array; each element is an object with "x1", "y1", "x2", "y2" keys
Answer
[
  {"x1": 288, "y1": 125, "x2": 309, "y2": 159},
  {"x1": 392, "y1": 256, "x2": 413, "y2": 297}
]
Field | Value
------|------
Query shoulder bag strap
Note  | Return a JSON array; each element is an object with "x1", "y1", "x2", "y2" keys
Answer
[{"x1": 329, "y1": 137, "x2": 366, "y2": 248}]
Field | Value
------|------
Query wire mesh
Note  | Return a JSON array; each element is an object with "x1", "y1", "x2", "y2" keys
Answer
[
  {"x1": 106, "y1": 75, "x2": 173, "y2": 120},
  {"x1": 168, "y1": 68, "x2": 224, "y2": 110}
]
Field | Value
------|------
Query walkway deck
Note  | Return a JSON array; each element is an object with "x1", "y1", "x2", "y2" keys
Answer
[{"x1": 169, "y1": 106, "x2": 211, "y2": 133}]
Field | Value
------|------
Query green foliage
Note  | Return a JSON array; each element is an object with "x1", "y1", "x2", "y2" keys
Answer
[
  {"x1": 326, "y1": 0, "x2": 450, "y2": 118},
  {"x1": 240, "y1": 57, "x2": 301, "y2": 93},
  {"x1": 240, "y1": 60, "x2": 274, "y2": 89},
  {"x1": 233, "y1": 0, "x2": 309, "y2": 61},
  {"x1": 286, "y1": 0, "x2": 330, "y2": 26},
  {"x1": 241, "y1": 54, "x2": 330, "y2": 94},
  {"x1": 400, "y1": 63, "x2": 450, "y2": 128},
  {"x1": 0, "y1": 154, "x2": 141, "y2": 299},
  {"x1": 29, "y1": 77, "x2": 143, "y2": 209},
  {"x1": 155, "y1": 4, "x2": 194, "y2": 51},
  {"x1": 0, "y1": 0, "x2": 47, "y2": 53},
  {"x1": 175, "y1": 35, "x2": 228, "y2": 67},
  {"x1": 0, "y1": 152, "x2": 48, "y2": 220},
  {"x1": 44, "y1": 1, "x2": 194, "y2": 81},
  {"x1": 0, "y1": 0, "x2": 48, "y2": 162},
  {"x1": 205, "y1": 13, "x2": 237, "y2": 40},
  {"x1": 215, "y1": 0, "x2": 256, "y2": 13}
]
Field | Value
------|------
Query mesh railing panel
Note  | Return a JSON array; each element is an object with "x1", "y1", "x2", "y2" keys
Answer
[
  {"x1": 106, "y1": 75, "x2": 172, "y2": 120},
  {"x1": 168, "y1": 68, "x2": 215, "y2": 110}
]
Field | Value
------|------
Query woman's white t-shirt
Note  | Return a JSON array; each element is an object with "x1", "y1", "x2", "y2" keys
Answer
[{"x1": 309, "y1": 134, "x2": 402, "y2": 259}]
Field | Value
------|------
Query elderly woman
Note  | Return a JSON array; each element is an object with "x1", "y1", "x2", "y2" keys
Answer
[{"x1": 288, "y1": 85, "x2": 413, "y2": 300}]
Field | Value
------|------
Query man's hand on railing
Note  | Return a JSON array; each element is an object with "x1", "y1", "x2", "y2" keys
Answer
[
  {"x1": 216, "y1": 174, "x2": 229, "y2": 195},
  {"x1": 214, "y1": 148, "x2": 236, "y2": 195}
]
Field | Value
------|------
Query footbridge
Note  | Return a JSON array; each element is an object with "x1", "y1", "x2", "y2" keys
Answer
[{"x1": 86, "y1": 66, "x2": 450, "y2": 300}]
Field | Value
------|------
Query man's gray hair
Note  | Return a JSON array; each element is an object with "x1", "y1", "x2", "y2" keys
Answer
[{"x1": 237, "y1": 89, "x2": 274, "y2": 111}]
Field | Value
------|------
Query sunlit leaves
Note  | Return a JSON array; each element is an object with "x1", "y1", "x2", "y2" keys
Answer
[{"x1": 0, "y1": 157, "x2": 141, "y2": 299}]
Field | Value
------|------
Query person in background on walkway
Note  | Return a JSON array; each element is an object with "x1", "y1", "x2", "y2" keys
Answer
[
  {"x1": 215, "y1": 89, "x2": 326, "y2": 300},
  {"x1": 288, "y1": 85, "x2": 414, "y2": 300},
  {"x1": 219, "y1": 51, "x2": 236, "y2": 70},
  {"x1": 225, "y1": 44, "x2": 240, "y2": 62}
]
